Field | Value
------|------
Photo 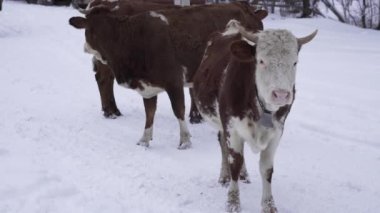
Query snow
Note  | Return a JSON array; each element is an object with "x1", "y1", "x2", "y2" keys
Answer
[{"x1": 1, "y1": 1, "x2": 380, "y2": 213}]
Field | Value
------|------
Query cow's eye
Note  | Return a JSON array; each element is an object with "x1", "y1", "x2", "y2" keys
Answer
[
  {"x1": 259, "y1": 60, "x2": 264, "y2": 65},
  {"x1": 294, "y1": 62, "x2": 298, "y2": 66}
]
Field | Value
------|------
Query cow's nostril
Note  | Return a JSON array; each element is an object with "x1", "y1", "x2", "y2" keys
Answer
[{"x1": 272, "y1": 90, "x2": 291, "y2": 102}]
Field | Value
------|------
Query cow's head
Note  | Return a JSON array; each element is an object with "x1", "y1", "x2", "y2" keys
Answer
[
  {"x1": 231, "y1": 28, "x2": 317, "y2": 111},
  {"x1": 69, "y1": 1, "x2": 121, "y2": 64}
]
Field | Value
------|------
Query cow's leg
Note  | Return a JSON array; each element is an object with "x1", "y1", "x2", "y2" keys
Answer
[
  {"x1": 166, "y1": 87, "x2": 191, "y2": 149},
  {"x1": 189, "y1": 88, "x2": 203, "y2": 124},
  {"x1": 226, "y1": 130, "x2": 244, "y2": 213},
  {"x1": 93, "y1": 59, "x2": 121, "y2": 118},
  {"x1": 218, "y1": 131, "x2": 230, "y2": 186},
  {"x1": 137, "y1": 96, "x2": 157, "y2": 147},
  {"x1": 259, "y1": 140, "x2": 280, "y2": 213},
  {"x1": 219, "y1": 131, "x2": 250, "y2": 186},
  {"x1": 239, "y1": 148, "x2": 250, "y2": 184}
]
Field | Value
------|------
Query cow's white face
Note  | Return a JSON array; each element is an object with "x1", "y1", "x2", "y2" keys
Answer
[
  {"x1": 228, "y1": 21, "x2": 316, "y2": 112},
  {"x1": 254, "y1": 30, "x2": 298, "y2": 111}
]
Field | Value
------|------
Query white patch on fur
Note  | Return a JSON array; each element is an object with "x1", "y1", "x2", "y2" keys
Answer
[
  {"x1": 222, "y1": 20, "x2": 241, "y2": 36},
  {"x1": 85, "y1": 0, "x2": 119, "y2": 12},
  {"x1": 226, "y1": 128, "x2": 244, "y2": 154},
  {"x1": 136, "y1": 81, "x2": 164, "y2": 99},
  {"x1": 242, "y1": 37, "x2": 255, "y2": 46},
  {"x1": 139, "y1": 126, "x2": 153, "y2": 143},
  {"x1": 200, "y1": 40, "x2": 213, "y2": 65},
  {"x1": 254, "y1": 30, "x2": 298, "y2": 111},
  {"x1": 149, "y1": 11, "x2": 169, "y2": 25},
  {"x1": 229, "y1": 115, "x2": 282, "y2": 153},
  {"x1": 112, "y1": 5, "x2": 120, "y2": 11},
  {"x1": 84, "y1": 0, "x2": 92, "y2": 10},
  {"x1": 120, "y1": 81, "x2": 164, "y2": 99},
  {"x1": 228, "y1": 154, "x2": 234, "y2": 164},
  {"x1": 178, "y1": 119, "x2": 191, "y2": 148},
  {"x1": 84, "y1": 42, "x2": 107, "y2": 64},
  {"x1": 182, "y1": 66, "x2": 193, "y2": 87}
]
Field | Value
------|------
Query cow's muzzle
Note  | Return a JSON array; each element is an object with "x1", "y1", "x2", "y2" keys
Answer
[{"x1": 271, "y1": 89, "x2": 291, "y2": 105}]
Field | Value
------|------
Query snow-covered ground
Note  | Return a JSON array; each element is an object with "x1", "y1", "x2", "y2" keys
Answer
[{"x1": 1, "y1": 1, "x2": 380, "y2": 213}]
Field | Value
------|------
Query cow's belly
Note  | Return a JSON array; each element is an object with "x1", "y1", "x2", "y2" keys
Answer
[
  {"x1": 120, "y1": 80, "x2": 164, "y2": 99},
  {"x1": 230, "y1": 116, "x2": 283, "y2": 153},
  {"x1": 136, "y1": 83, "x2": 164, "y2": 99}
]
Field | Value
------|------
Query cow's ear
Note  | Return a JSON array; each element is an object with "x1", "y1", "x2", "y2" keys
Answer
[
  {"x1": 230, "y1": 40, "x2": 255, "y2": 62},
  {"x1": 69, "y1": 17, "x2": 87, "y2": 29},
  {"x1": 254, "y1": 9, "x2": 268, "y2": 20}
]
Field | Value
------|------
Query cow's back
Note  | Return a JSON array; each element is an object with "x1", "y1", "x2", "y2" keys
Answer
[
  {"x1": 158, "y1": 2, "x2": 264, "y2": 78},
  {"x1": 193, "y1": 32, "x2": 241, "y2": 118}
]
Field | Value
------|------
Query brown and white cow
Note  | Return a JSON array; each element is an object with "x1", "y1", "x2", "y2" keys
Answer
[
  {"x1": 78, "y1": 0, "x2": 179, "y2": 118},
  {"x1": 193, "y1": 20, "x2": 317, "y2": 212},
  {"x1": 69, "y1": 2, "x2": 267, "y2": 149},
  {"x1": 77, "y1": 0, "x2": 206, "y2": 122},
  {"x1": 73, "y1": 0, "x2": 205, "y2": 10}
]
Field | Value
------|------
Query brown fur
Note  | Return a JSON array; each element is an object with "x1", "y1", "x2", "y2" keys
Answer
[
  {"x1": 193, "y1": 32, "x2": 292, "y2": 129},
  {"x1": 88, "y1": 1, "x2": 179, "y2": 118},
  {"x1": 266, "y1": 167, "x2": 274, "y2": 183},
  {"x1": 229, "y1": 149, "x2": 244, "y2": 182}
]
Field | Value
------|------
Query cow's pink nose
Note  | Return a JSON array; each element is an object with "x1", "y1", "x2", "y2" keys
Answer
[{"x1": 272, "y1": 89, "x2": 291, "y2": 104}]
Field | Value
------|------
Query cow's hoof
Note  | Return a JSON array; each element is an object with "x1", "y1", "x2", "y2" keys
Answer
[
  {"x1": 189, "y1": 112, "x2": 203, "y2": 124},
  {"x1": 137, "y1": 140, "x2": 150, "y2": 147},
  {"x1": 226, "y1": 198, "x2": 241, "y2": 212},
  {"x1": 261, "y1": 206, "x2": 278, "y2": 213},
  {"x1": 239, "y1": 171, "x2": 250, "y2": 184},
  {"x1": 226, "y1": 203, "x2": 241, "y2": 213},
  {"x1": 177, "y1": 141, "x2": 192, "y2": 150},
  {"x1": 103, "y1": 109, "x2": 122, "y2": 119},
  {"x1": 261, "y1": 197, "x2": 278, "y2": 213},
  {"x1": 226, "y1": 190, "x2": 241, "y2": 213},
  {"x1": 218, "y1": 176, "x2": 230, "y2": 187},
  {"x1": 178, "y1": 132, "x2": 191, "y2": 150}
]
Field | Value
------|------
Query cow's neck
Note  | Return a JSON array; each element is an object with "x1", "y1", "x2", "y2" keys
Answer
[
  {"x1": 257, "y1": 98, "x2": 274, "y2": 128},
  {"x1": 224, "y1": 59, "x2": 278, "y2": 128},
  {"x1": 101, "y1": 17, "x2": 145, "y2": 84}
]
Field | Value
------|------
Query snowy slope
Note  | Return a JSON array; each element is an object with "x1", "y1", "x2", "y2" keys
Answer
[{"x1": 1, "y1": 1, "x2": 380, "y2": 213}]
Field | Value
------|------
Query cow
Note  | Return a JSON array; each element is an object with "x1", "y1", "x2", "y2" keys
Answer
[
  {"x1": 0, "y1": 0, "x2": 3, "y2": 11},
  {"x1": 193, "y1": 20, "x2": 317, "y2": 212},
  {"x1": 78, "y1": 0, "x2": 180, "y2": 119},
  {"x1": 74, "y1": 1, "x2": 205, "y2": 122},
  {"x1": 69, "y1": 2, "x2": 267, "y2": 150},
  {"x1": 73, "y1": 0, "x2": 206, "y2": 9}
]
